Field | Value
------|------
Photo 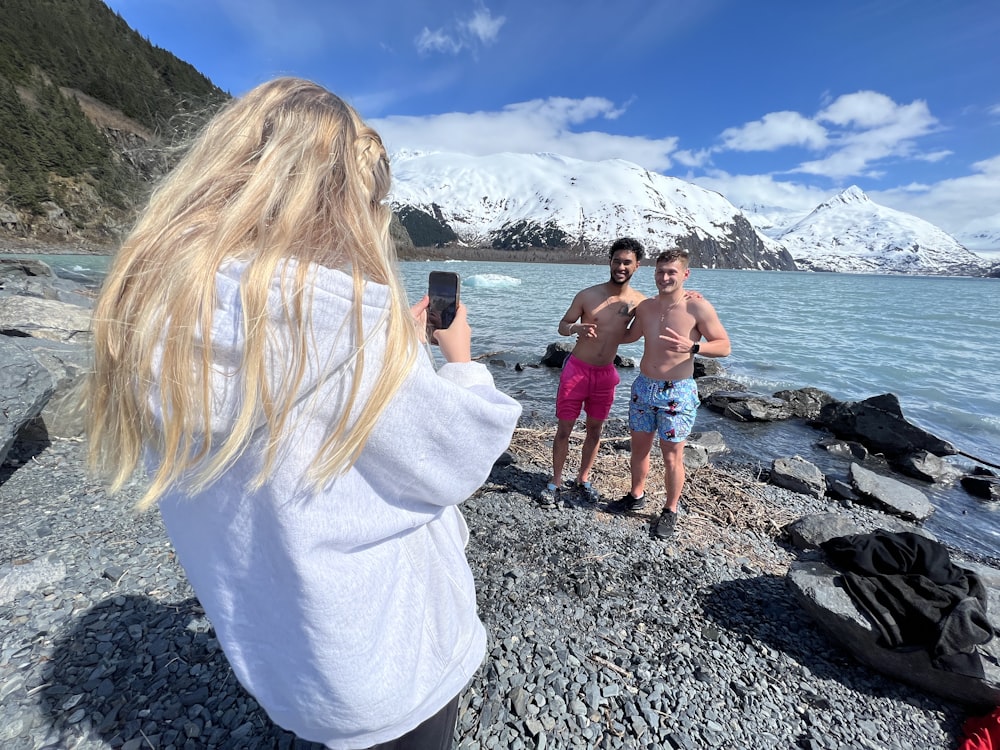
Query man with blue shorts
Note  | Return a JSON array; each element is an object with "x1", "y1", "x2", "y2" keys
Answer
[
  {"x1": 607, "y1": 248, "x2": 731, "y2": 538},
  {"x1": 542, "y1": 238, "x2": 647, "y2": 507}
]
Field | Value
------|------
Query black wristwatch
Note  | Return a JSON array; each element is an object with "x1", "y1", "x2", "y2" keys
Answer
[{"x1": 690, "y1": 343, "x2": 700, "y2": 355}]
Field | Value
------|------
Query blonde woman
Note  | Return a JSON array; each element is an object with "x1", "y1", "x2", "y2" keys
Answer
[{"x1": 86, "y1": 78, "x2": 521, "y2": 750}]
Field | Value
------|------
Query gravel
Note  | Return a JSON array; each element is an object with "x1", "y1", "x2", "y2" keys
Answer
[{"x1": 0, "y1": 433, "x2": 973, "y2": 749}]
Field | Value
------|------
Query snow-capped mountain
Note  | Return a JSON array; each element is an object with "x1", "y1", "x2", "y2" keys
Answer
[
  {"x1": 389, "y1": 151, "x2": 795, "y2": 271},
  {"x1": 775, "y1": 186, "x2": 986, "y2": 275}
]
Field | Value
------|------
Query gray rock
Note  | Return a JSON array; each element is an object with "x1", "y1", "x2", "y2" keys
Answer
[
  {"x1": 896, "y1": 450, "x2": 962, "y2": 483},
  {"x1": 688, "y1": 431, "x2": 727, "y2": 456},
  {"x1": 0, "y1": 295, "x2": 92, "y2": 343},
  {"x1": 704, "y1": 390, "x2": 794, "y2": 422},
  {"x1": 770, "y1": 456, "x2": 825, "y2": 499},
  {"x1": 816, "y1": 393, "x2": 956, "y2": 458},
  {"x1": 849, "y1": 463, "x2": 934, "y2": 521},
  {"x1": 816, "y1": 438, "x2": 869, "y2": 461},
  {"x1": 695, "y1": 377, "x2": 745, "y2": 402},
  {"x1": 785, "y1": 513, "x2": 864, "y2": 550},
  {"x1": 0, "y1": 556, "x2": 67, "y2": 604},
  {"x1": 773, "y1": 387, "x2": 835, "y2": 419},
  {"x1": 693, "y1": 358, "x2": 725, "y2": 378},
  {"x1": 785, "y1": 511, "x2": 935, "y2": 551},
  {"x1": 683, "y1": 443, "x2": 709, "y2": 470},
  {"x1": 788, "y1": 560, "x2": 1000, "y2": 708},
  {"x1": 723, "y1": 394, "x2": 795, "y2": 422},
  {"x1": 0, "y1": 338, "x2": 55, "y2": 464},
  {"x1": 825, "y1": 476, "x2": 859, "y2": 503},
  {"x1": 961, "y1": 472, "x2": 1000, "y2": 502}
]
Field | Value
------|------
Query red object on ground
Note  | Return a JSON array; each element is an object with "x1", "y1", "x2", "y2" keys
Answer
[{"x1": 961, "y1": 706, "x2": 1000, "y2": 750}]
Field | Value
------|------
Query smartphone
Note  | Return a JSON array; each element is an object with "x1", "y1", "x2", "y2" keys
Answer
[{"x1": 426, "y1": 271, "x2": 460, "y2": 344}]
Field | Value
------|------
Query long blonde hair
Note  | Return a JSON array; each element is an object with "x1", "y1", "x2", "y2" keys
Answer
[{"x1": 87, "y1": 77, "x2": 417, "y2": 509}]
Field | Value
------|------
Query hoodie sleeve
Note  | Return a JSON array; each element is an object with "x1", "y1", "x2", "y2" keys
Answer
[{"x1": 353, "y1": 354, "x2": 521, "y2": 511}]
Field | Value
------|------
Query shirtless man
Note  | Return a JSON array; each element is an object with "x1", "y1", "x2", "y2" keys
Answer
[
  {"x1": 541, "y1": 237, "x2": 646, "y2": 506},
  {"x1": 607, "y1": 248, "x2": 731, "y2": 538}
]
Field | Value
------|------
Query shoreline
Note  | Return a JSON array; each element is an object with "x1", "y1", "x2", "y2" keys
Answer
[{"x1": 0, "y1": 424, "x2": 982, "y2": 748}]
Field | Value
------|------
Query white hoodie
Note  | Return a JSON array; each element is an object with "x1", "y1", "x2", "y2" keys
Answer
[{"x1": 154, "y1": 260, "x2": 522, "y2": 748}]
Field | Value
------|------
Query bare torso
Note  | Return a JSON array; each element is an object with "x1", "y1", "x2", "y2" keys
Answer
[
  {"x1": 567, "y1": 283, "x2": 645, "y2": 366},
  {"x1": 634, "y1": 294, "x2": 701, "y2": 380}
]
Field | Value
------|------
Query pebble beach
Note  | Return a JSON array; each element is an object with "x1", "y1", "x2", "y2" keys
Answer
[{"x1": 0, "y1": 418, "x2": 980, "y2": 750}]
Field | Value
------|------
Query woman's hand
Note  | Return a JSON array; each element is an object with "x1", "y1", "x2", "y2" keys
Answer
[
  {"x1": 433, "y1": 303, "x2": 472, "y2": 363},
  {"x1": 410, "y1": 295, "x2": 430, "y2": 344}
]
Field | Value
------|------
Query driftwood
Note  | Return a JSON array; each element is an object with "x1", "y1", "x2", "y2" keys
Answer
[{"x1": 506, "y1": 426, "x2": 796, "y2": 573}]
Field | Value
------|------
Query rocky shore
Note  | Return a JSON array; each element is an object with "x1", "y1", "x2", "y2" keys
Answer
[
  {"x1": 2, "y1": 420, "x2": 995, "y2": 749},
  {"x1": 2, "y1": 254, "x2": 998, "y2": 749}
]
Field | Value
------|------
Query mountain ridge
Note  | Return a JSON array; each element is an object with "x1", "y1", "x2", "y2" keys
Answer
[
  {"x1": 390, "y1": 150, "x2": 796, "y2": 271},
  {"x1": 776, "y1": 184, "x2": 986, "y2": 275}
]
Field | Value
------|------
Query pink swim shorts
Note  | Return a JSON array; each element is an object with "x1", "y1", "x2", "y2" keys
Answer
[{"x1": 555, "y1": 354, "x2": 621, "y2": 422}]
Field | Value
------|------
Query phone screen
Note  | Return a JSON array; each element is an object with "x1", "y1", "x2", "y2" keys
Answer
[{"x1": 427, "y1": 271, "x2": 460, "y2": 344}]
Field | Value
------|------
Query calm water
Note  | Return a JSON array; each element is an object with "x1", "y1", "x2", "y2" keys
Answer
[
  {"x1": 400, "y1": 259, "x2": 1000, "y2": 561},
  {"x1": 8, "y1": 254, "x2": 1000, "y2": 560}
]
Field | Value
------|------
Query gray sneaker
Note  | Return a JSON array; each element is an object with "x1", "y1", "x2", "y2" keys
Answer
[
  {"x1": 537, "y1": 482, "x2": 560, "y2": 509},
  {"x1": 652, "y1": 508, "x2": 677, "y2": 538},
  {"x1": 606, "y1": 492, "x2": 647, "y2": 514},
  {"x1": 569, "y1": 480, "x2": 600, "y2": 504}
]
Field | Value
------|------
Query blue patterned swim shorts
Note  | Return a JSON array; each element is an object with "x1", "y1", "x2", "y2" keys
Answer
[{"x1": 628, "y1": 374, "x2": 699, "y2": 442}]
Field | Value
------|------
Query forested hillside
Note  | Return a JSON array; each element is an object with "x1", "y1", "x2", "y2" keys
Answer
[{"x1": 0, "y1": 0, "x2": 227, "y2": 244}]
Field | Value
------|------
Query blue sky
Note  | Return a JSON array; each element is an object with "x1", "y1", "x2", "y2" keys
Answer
[{"x1": 102, "y1": 0, "x2": 1000, "y2": 247}]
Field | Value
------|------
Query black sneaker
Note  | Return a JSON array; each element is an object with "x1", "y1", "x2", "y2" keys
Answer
[
  {"x1": 653, "y1": 508, "x2": 677, "y2": 538},
  {"x1": 606, "y1": 492, "x2": 647, "y2": 514}
]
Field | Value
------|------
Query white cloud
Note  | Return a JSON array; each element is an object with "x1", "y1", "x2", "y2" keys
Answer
[
  {"x1": 690, "y1": 170, "x2": 829, "y2": 215},
  {"x1": 720, "y1": 111, "x2": 828, "y2": 152},
  {"x1": 464, "y1": 6, "x2": 505, "y2": 44},
  {"x1": 873, "y1": 154, "x2": 1000, "y2": 238},
  {"x1": 372, "y1": 97, "x2": 677, "y2": 169},
  {"x1": 794, "y1": 95, "x2": 940, "y2": 180},
  {"x1": 817, "y1": 90, "x2": 902, "y2": 128},
  {"x1": 714, "y1": 92, "x2": 943, "y2": 182},
  {"x1": 415, "y1": 4, "x2": 505, "y2": 56},
  {"x1": 415, "y1": 28, "x2": 463, "y2": 55}
]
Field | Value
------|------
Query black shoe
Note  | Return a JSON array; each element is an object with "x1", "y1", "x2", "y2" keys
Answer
[
  {"x1": 653, "y1": 508, "x2": 677, "y2": 538},
  {"x1": 606, "y1": 492, "x2": 647, "y2": 514}
]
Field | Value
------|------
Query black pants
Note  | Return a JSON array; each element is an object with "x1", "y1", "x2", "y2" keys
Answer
[{"x1": 364, "y1": 693, "x2": 460, "y2": 750}]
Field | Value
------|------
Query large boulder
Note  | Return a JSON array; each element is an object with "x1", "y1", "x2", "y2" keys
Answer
[
  {"x1": 896, "y1": 450, "x2": 963, "y2": 484},
  {"x1": 849, "y1": 463, "x2": 934, "y2": 521},
  {"x1": 784, "y1": 512, "x2": 934, "y2": 551},
  {"x1": 688, "y1": 431, "x2": 727, "y2": 456},
  {"x1": 12, "y1": 338, "x2": 91, "y2": 440},
  {"x1": 788, "y1": 559, "x2": 1000, "y2": 708},
  {"x1": 0, "y1": 338, "x2": 55, "y2": 465},
  {"x1": 773, "y1": 386, "x2": 835, "y2": 419},
  {"x1": 0, "y1": 295, "x2": 92, "y2": 343},
  {"x1": 704, "y1": 391, "x2": 794, "y2": 422},
  {"x1": 961, "y1": 469, "x2": 1000, "y2": 502},
  {"x1": 816, "y1": 393, "x2": 956, "y2": 458},
  {"x1": 693, "y1": 357, "x2": 725, "y2": 378},
  {"x1": 0, "y1": 257, "x2": 56, "y2": 283},
  {"x1": 695, "y1": 377, "x2": 744, "y2": 401},
  {"x1": 770, "y1": 456, "x2": 825, "y2": 498}
]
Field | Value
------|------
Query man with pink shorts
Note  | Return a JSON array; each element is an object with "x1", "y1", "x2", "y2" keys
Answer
[{"x1": 542, "y1": 238, "x2": 646, "y2": 507}]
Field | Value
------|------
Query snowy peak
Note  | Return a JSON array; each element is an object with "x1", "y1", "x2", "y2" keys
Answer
[
  {"x1": 389, "y1": 151, "x2": 794, "y2": 270},
  {"x1": 387, "y1": 150, "x2": 986, "y2": 276},
  {"x1": 778, "y1": 187, "x2": 984, "y2": 275},
  {"x1": 823, "y1": 185, "x2": 869, "y2": 208}
]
